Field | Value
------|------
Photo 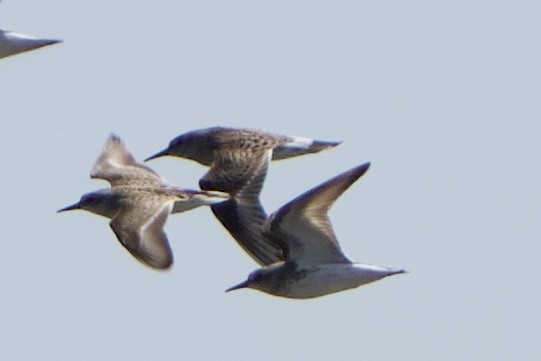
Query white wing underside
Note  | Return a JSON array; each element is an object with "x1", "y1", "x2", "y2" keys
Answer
[{"x1": 110, "y1": 199, "x2": 174, "y2": 269}]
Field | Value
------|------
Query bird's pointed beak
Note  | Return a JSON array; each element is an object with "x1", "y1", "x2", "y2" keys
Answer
[
  {"x1": 225, "y1": 280, "x2": 250, "y2": 292},
  {"x1": 57, "y1": 202, "x2": 81, "y2": 212},
  {"x1": 144, "y1": 148, "x2": 169, "y2": 162}
]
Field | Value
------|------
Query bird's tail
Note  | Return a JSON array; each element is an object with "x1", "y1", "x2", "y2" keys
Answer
[
  {"x1": 272, "y1": 137, "x2": 341, "y2": 160},
  {"x1": 171, "y1": 189, "x2": 229, "y2": 213}
]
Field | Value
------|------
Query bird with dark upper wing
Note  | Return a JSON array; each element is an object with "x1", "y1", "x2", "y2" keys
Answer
[
  {"x1": 226, "y1": 162, "x2": 405, "y2": 299},
  {"x1": 145, "y1": 126, "x2": 341, "y2": 266}
]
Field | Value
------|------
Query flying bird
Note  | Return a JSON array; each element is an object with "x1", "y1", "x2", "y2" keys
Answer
[
  {"x1": 58, "y1": 134, "x2": 229, "y2": 270},
  {"x1": 0, "y1": 29, "x2": 60, "y2": 59},
  {"x1": 226, "y1": 162, "x2": 405, "y2": 299},
  {"x1": 145, "y1": 126, "x2": 340, "y2": 266}
]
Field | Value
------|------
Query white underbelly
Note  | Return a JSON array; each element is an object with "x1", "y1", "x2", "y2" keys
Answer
[{"x1": 283, "y1": 264, "x2": 398, "y2": 299}]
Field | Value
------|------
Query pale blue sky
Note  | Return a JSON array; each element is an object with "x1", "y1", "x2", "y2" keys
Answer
[{"x1": 1, "y1": 1, "x2": 540, "y2": 360}]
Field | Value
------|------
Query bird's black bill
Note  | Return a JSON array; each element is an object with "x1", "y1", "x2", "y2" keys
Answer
[
  {"x1": 144, "y1": 148, "x2": 169, "y2": 162},
  {"x1": 57, "y1": 202, "x2": 81, "y2": 212},
  {"x1": 225, "y1": 280, "x2": 249, "y2": 292}
]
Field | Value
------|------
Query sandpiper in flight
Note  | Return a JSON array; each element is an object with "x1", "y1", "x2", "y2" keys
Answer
[
  {"x1": 58, "y1": 134, "x2": 229, "y2": 269},
  {"x1": 145, "y1": 127, "x2": 341, "y2": 266},
  {"x1": 226, "y1": 162, "x2": 405, "y2": 299}
]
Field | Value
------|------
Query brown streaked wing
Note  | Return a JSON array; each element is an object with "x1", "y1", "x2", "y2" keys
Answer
[
  {"x1": 199, "y1": 147, "x2": 262, "y2": 193},
  {"x1": 201, "y1": 149, "x2": 283, "y2": 265}
]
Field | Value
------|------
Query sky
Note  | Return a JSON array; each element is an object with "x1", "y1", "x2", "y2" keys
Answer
[{"x1": 1, "y1": 1, "x2": 540, "y2": 360}]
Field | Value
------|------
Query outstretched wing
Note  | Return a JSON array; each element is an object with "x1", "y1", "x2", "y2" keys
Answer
[
  {"x1": 109, "y1": 200, "x2": 174, "y2": 270},
  {"x1": 200, "y1": 149, "x2": 283, "y2": 265},
  {"x1": 91, "y1": 134, "x2": 162, "y2": 185},
  {"x1": 265, "y1": 163, "x2": 371, "y2": 267}
]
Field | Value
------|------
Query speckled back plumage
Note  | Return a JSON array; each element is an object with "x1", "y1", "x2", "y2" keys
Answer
[
  {"x1": 59, "y1": 134, "x2": 229, "y2": 270},
  {"x1": 145, "y1": 127, "x2": 340, "y2": 266}
]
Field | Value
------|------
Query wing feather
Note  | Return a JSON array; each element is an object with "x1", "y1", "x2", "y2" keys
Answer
[
  {"x1": 266, "y1": 163, "x2": 370, "y2": 266},
  {"x1": 91, "y1": 134, "x2": 162, "y2": 185},
  {"x1": 200, "y1": 149, "x2": 283, "y2": 265},
  {"x1": 109, "y1": 201, "x2": 174, "y2": 269}
]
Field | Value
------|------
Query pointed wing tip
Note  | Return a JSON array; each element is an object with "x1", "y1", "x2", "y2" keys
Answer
[
  {"x1": 357, "y1": 161, "x2": 371, "y2": 173},
  {"x1": 97, "y1": 134, "x2": 125, "y2": 156},
  {"x1": 41, "y1": 38, "x2": 62, "y2": 46},
  {"x1": 102, "y1": 133, "x2": 133, "y2": 161},
  {"x1": 330, "y1": 140, "x2": 342, "y2": 147},
  {"x1": 323, "y1": 161, "x2": 372, "y2": 193},
  {"x1": 310, "y1": 139, "x2": 342, "y2": 151},
  {"x1": 343, "y1": 162, "x2": 370, "y2": 181},
  {"x1": 105, "y1": 133, "x2": 123, "y2": 145}
]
